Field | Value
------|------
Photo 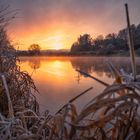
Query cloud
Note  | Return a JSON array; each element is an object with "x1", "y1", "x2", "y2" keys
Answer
[
  {"x1": 2, "y1": 0, "x2": 140, "y2": 31},
  {"x1": 1, "y1": 0, "x2": 140, "y2": 49}
]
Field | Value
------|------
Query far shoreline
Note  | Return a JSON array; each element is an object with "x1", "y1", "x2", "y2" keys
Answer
[{"x1": 17, "y1": 52, "x2": 140, "y2": 57}]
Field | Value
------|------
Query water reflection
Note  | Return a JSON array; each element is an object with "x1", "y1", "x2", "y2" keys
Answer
[
  {"x1": 70, "y1": 57, "x2": 140, "y2": 78},
  {"x1": 28, "y1": 59, "x2": 41, "y2": 70},
  {"x1": 18, "y1": 57, "x2": 140, "y2": 114},
  {"x1": 22, "y1": 57, "x2": 140, "y2": 79},
  {"x1": 75, "y1": 72, "x2": 81, "y2": 84}
]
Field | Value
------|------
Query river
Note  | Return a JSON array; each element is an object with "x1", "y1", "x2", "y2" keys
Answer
[{"x1": 18, "y1": 56, "x2": 140, "y2": 114}]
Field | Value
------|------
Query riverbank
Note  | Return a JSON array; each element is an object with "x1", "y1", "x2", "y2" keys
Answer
[{"x1": 17, "y1": 50, "x2": 140, "y2": 57}]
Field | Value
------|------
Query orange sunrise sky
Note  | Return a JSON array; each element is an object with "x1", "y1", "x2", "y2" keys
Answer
[{"x1": 2, "y1": 0, "x2": 140, "y2": 50}]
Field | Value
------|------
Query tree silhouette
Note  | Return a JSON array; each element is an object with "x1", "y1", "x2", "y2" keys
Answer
[
  {"x1": 70, "y1": 23, "x2": 140, "y2": 54},
  {"x1": 28, "y1": 44, "x2": 41, "y2": 55},
  {"x1": 71, "y1": 34, "x2": 93, "y2": 52}
]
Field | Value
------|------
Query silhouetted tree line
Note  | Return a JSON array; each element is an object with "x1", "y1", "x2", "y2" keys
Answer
[{"x1": 71, "y1": 24, "x2": 140, "y2": 55}]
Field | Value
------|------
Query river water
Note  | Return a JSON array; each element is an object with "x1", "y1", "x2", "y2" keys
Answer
[{"x1": 18, "y1": 56, "x2": 140, "y2": 114}]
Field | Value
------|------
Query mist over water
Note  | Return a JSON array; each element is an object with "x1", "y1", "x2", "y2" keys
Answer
[{"x1": 18, "y1": 56, "x2": 140, "y2": 114}]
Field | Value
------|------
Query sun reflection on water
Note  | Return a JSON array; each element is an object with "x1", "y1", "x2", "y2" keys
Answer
[
  {"x1": 18, "y1": 57, "x2": 124, "y2": 113},
  {"x1": 40, "y1": 60, "x2": 70, "y2": 77}
]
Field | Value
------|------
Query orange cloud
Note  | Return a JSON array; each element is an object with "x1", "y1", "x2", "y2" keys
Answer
[{"x1": 6, "y1": 0, "x2": 140, "y2": 50}]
